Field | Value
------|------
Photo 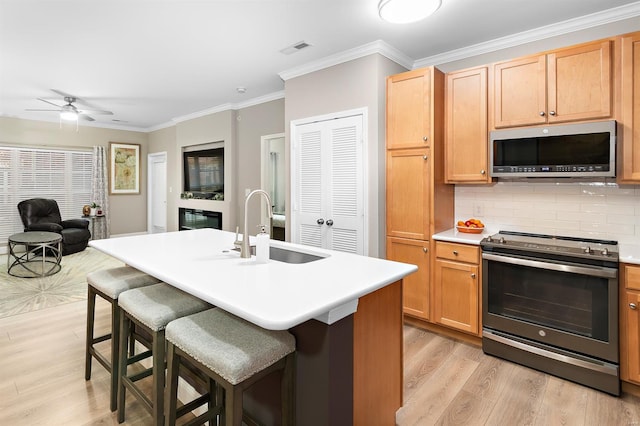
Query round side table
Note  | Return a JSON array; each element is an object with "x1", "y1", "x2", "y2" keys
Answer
[{"x1": 7, "y1": 231, "x2": 63, "y2": 278}]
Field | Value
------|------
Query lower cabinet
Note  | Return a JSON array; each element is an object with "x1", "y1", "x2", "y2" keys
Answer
[
  {"x1": 621, "y1": 264, "x2": 640, "y2": 383},
  {"x1": 433, "y1": 241, "x2": 480, "y2": 336},
  {"x1": 387, "y1": 237, "x2": 430, "y2": 320}
]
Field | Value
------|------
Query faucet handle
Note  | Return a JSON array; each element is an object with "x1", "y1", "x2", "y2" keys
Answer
[{"x1": 233, "y1": 226, "x2": 242, "y2": 248}]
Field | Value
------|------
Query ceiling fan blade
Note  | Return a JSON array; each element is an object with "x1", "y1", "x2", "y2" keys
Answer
[
  {"x1": 78, "y1": 109, "x2": 113, "y2": 115},
  {"x1": 50, "y1": 88, "x2": 76, "y2": 99},
  {"x1": 80, "y1": 115, "x2": 96, "y2": 122},
  {"x1": 37, "y1": 98, "x2": 63, "y2": 108},
  {"x1": 26, "y1": 108, "x2": 61, "y2": 112}
]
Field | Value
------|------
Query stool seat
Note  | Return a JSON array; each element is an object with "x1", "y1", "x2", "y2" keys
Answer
[
  {"x1": 87, "y1": 266, "x2": 161, "y2": 298},
  {"x1": 118, "y1": 283, "x2": 211, "y2": 331},
  {"x1": 166, "y1": 308, "x2": 295, "y2": 385}
]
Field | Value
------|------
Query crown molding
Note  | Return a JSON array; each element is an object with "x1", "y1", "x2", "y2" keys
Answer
[
  {"x1": 414, "y1": 1, "x2": 640, "y2": 68},
  {"x1": 278, "y1": 39, "x2": 413, "y2": 81},
  {"x1": 234, "y1": 90, "x2": 284, "y2": 109}
]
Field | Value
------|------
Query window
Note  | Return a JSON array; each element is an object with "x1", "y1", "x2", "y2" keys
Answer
[{"x1": 0, "y1": 146, "x2": 93, "y2": 246}]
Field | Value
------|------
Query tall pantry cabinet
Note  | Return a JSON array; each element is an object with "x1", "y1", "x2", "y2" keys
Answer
[{"x1": 385, "y1": 67, "x2": 454, "y2": 320}]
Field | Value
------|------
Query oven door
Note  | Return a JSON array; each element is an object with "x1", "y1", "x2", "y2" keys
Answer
[{"x1": 482, "y1": 252, "x2": 618, "y2": 363}]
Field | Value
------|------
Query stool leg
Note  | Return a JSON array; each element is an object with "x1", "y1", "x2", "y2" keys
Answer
[
  {"x1": 224, "y1": 385, "x2": 243, "y2": 426},
  {"x1": 117, "y1": 312, "x2": 130, "y2": 423},
  {"x1": 109, "y1": 301, "x2": 120, "y2": 412},
  {"x1": 152, "y1": 330, "x2": 166, "y2": 426},
  {"x1": 85, "y1": 286, "x2": 97, "y2": 381},
  {"x1": 164, "y1": 342, "x2": 179, "y2": 426},
  {"x1": 281, "y1": 353, "x2": 295, "y2": 426}
]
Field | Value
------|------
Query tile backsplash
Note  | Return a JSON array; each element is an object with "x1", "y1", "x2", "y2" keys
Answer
[{"x1": 455, "y1": 180, "x2": 640, "y2": 244}]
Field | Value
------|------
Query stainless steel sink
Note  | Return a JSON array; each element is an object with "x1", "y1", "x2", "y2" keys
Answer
[{"x1": 231, "y1": 246, "x2": 325, "y2": 264}]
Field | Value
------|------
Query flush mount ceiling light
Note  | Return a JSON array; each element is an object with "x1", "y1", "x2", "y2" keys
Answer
[{"x1": 378, "y1": 0, "x2": 442, "y2": 24}]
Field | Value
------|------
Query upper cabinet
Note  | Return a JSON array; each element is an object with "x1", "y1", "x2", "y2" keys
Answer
[
  {"x1": 387, "y1": 68, "x2": 431, "y2": 149},
  {"x1": 620, "y1": 32, "x2": 640, "y2": 183},
  {"x1": 445, "y1": 66, "x2": 489, "y2": 183},
  {"x1": 492, "y1": 40, "x2": 612, "y2": 128}
]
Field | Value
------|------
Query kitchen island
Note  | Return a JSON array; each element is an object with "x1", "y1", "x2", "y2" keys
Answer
[{"x1": 90, "y1": 228, "x2": 416, "y2": 425}]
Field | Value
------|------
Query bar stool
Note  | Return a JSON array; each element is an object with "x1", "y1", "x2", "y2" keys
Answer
[
  {"x1": 165, "y1": 307, "x2": 296, "y2": 426},
  {"x1": 85, "y1": 266, "x2": 161, "y2": 411},
  {"x1": 117, "y1": 283, "x2": 211, "y2": 425}
]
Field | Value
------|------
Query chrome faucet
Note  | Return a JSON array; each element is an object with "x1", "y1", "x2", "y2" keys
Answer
[{"x1": 237, "y1": 189, "x2": 273, "y2": 258}]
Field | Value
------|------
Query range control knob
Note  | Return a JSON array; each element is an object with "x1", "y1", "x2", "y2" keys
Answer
[
  {"x1": 584, "y1": 246, "x2": 592, "y2": 254},
  {"x1": 498, "y1": 237, "x2": 506, "y2": 244},
  {"x1": 486, "y1": 235, "x2": 493, "y2": 243},
  {"x1": 602, "y1": 248, "x2": 609, "y2": 256}
]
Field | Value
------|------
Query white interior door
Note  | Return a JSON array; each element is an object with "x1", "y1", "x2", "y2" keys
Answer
[
  {"x1": 148, "y1": 152, "x2": 167, "y2": 233},
  {"x1": 291, "y1": 113, "x2": 365, "y2": 255}
]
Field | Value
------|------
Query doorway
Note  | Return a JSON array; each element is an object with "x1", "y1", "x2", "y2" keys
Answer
[
  {"x1": 148, "y1": 152, "x2": 167, "y2": 233},
  {"x1": 261, "y1": 133, "x2": 285, "y2": 241}
]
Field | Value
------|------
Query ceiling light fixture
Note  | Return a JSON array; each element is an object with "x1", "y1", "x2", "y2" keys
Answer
[
  {"x1": 378, "y1": 0, "x2": 442, "y2": 24},
  {"x1": 60, "y1": 104, "x2": 78, "y2": 121}
]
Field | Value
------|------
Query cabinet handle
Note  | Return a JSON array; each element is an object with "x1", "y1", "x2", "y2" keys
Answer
[
  {"x1": 452, "y1": 250, "x2": 459, "y2": 255},
  {"x1": 471, "y1": 273, "x2": 476, "y2": 279},
  {"x1": 423, "y1": 136, "x2": 428, "y2": 142},
  {"x1": 423, "y1": 247, "x2": 428, "y2": 253},
  {"x1": 631, "y1": 303, "x2": 637, "y2": 310},
  {"x1": 549, "y1": 111, "x2": 556, "y2": 116},
  {"x1": 539, "y1": 111, "x2": 546, "y2": 116},
  {"x1": 317, "y1": 218, "x2": 325, "y2": 225},
  {"x1": 480, "y1": 169, "x2": 486, "y2": 175},
  {"x1": 326, "y1": 219, "x2": 333, "y2": 226},
  {"x1": 423, "y1": 155, "x2": 428, "y2": 160}
]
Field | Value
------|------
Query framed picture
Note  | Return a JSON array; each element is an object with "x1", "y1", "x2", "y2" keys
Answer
[{"x1": 109, "y1": 142, "x2": 140, "y2": 194}]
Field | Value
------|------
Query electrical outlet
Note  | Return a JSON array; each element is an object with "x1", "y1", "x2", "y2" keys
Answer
[{"x1": 473, "y1": 204, "x2": 484, "y2": 217}]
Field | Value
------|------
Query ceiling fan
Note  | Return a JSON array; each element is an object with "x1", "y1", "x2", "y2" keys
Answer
[{"x1": 26, "y1": 89, "x2": 113, "y2": 122}]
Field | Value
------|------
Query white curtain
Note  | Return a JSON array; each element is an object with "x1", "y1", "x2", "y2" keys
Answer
[{"x1": 91, "y1": 146, "x2": 110, "y2": 238}]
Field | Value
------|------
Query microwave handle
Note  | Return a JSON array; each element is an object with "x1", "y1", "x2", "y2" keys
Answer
[{"x1": 482, "y1": 253, "x2": 617, "y2": 279}]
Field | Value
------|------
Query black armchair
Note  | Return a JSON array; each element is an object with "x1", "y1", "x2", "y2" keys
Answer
[{"x1": 17, "y1": 198, "x2": 91, "y2": 255}]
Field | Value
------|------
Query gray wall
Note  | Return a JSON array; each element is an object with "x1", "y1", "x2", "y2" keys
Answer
[{"x1": 284, "y1": 54, "x2": 407, "y2": 258}]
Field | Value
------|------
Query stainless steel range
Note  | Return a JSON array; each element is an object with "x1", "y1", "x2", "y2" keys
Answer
[{"x1": 480, "y1": 231, "x2": 620, "y2": 395}]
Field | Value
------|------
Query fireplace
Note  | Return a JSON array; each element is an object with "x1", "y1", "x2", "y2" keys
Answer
[{"x1": 179, "y1": 208, "x2": 222, "y2": 231}]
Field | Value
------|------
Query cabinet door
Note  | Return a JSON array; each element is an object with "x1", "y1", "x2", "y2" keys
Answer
[
  {"x1": 387, "y1": 68, "x2": 431, "y2": 149},
  {"x1": 621, "y1": 33, "x2": 640, "y2": 182},
  {"x1": 623, "y1": 291, "x2": 640, "y2": 383},
  {"x1": 433, "y1": 258, "x2": 479, "y2": 335},
  {"x1": 386, "y1": 148, "x2": 430, "y2": 240},
  {"x1": 493, "y1": 55, "x2": 547, "y2": 128},
  {"x1": 445, "y1": 66, "x2": 489, "y2": 183},
  {"x1": 548, "y1": 40, "x2": 612, "y2": 123},
  {"x1": 291, "y1": 115, "x2": 365, "y2": 254},
  {"x1": 387, "y1": 237, "x2": 430, "y2": 320}
]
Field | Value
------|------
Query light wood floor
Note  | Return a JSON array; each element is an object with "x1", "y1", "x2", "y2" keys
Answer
[{"x1": 2, "y1": 299, "x2": 640, "y2": 425}]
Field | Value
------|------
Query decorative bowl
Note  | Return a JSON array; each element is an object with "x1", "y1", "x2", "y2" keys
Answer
[{"x1": 456, "y1": 225, "x2": 484, "y2": 234}]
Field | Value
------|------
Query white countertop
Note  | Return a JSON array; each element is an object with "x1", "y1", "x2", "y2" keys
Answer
[
  {"x1": 90, "y1": 229, "x2": 416, "y2": 330},
  {"x1": 434, "y1": 228, "x2": 640, "y2": 264}
]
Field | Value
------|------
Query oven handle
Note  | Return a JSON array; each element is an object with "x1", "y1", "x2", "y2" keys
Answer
[{"x1": 482, "y1": 253, "x2": 617, "y2": 279}]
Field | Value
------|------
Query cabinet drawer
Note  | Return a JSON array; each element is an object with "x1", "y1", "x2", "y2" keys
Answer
[
  {"x1": 625, "y1": 264, "x2": 640, "y2": 291},
  {"x1": 435, "y1": 241, "x2": 479, "y2": 264}
]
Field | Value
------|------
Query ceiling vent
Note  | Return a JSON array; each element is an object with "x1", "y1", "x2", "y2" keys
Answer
[{"x1": 280, "y1": 41, "x2": 311, "y2": 55}]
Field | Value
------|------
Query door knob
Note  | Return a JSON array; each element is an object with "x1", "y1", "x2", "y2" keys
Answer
[
  {"x1": 539, "y1": 111, "x2": 546, "y2": 116},
  {"x1": 423, "y1": 136, "x2": 428, "y2": 142},
  {"x1": 317, "y1": 218, "x2": 324, "y2": 225},
  {"x1": 471, "y1": 273, "x2": 476, "y2": 279},
  {"x1": 549, "y1": 111, "x2": 556, "y2": 116},
  {"x1": 452, "y1": 250, "x2": 459, "y2": 255},
  {"x1": 423, "y1": 155, "x2": 428, "y2": 160},
  {"x1": 480, "y1": 169, "x2": 486, "y2": 175},
  {"x1": 326, "y1": 219, "x2": 334, "y2": 226},
  {"x1": 423, "y1": 247, "x2": 428, "y2": 253},
  {"x1": 631, "y1": 303, "x2": 637, "y2": 310}
]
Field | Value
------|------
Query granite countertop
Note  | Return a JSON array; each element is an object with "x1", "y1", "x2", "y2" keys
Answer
[
  {"x1": 433, "y1": 228, "x2": 640, "y2": 265},
  {"x1": 90, "y1": 228, "x2": 417, "y2": 330}
]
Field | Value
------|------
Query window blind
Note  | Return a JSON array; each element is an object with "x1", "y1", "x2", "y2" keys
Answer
[{"x1": 0, "y1": 146, "x2": 93, "y2": 246}]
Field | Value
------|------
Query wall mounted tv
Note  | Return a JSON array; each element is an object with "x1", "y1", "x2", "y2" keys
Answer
[{"x1": 183, "y1": 148, "x2": 224, "y2": 197}]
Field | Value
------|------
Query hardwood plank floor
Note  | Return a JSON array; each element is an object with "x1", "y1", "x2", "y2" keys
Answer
[{"x1": 1, "y1": 300, "x2": 640, "y2": 425}]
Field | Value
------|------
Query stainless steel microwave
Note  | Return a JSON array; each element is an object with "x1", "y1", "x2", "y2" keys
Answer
[{"x1": 489, "y1": 120, "x2": 616, "y2": 178}]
